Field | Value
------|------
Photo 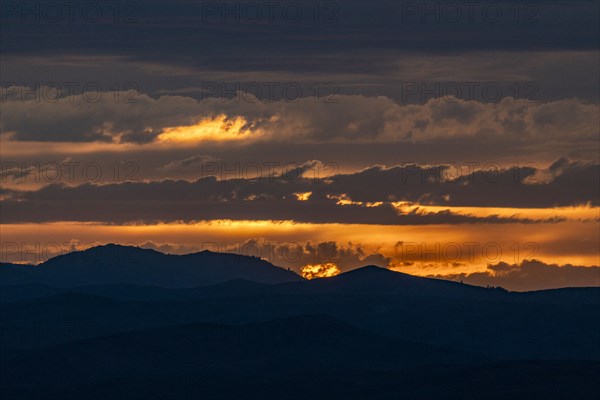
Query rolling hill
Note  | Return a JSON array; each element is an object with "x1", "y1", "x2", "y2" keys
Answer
[
  {"x1": 1, "y1": 245, "x2": 599, "y2": 399},
  {"x1": 0, "y1": 244, "x2": 302, "y2": 287}
]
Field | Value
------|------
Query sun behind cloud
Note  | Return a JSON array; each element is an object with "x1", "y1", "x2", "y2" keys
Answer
[
  {"x1": 157, "y1": 114, "x2": 261, "y2": 143},
  {"x1": 300, "y1": 263, "x2": 341, "y2": 279}
]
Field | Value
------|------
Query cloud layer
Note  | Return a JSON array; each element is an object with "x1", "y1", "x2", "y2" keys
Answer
[
  {"x1": 2, "y1": 158, "x2": 597, "y2": 224},
  {"x1": 2, "y1": 90, "x2": 598, "y2": 147},
  {"x1": 436, "y1": 260, "x2": 600, "y2": 291}
]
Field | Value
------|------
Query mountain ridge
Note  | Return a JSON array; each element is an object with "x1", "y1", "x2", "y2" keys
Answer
[
  {"x1": 0, "y1": 244, "x2": 303, "y2": 288},
  {"x1": 2, "y1": 246, "x2": 599, "y2": 296}
]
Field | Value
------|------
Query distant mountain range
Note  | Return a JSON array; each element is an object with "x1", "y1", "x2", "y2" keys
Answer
[
  {"x1": 1, "y1": 244, "x2": 599, "y2": 399},
  {"x1": 0, "y1": 244, "x2": 303, "y2": 287}
]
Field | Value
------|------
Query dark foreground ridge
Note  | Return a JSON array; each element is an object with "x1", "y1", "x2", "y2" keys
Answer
[{"x1": 1, "y1": 246, "x2": 599, "y2": 399}]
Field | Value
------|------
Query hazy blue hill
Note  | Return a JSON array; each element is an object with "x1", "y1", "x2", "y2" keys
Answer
[
  {"x1": 0, "y1": 283, "x2": 64, "y2": 302},
  {"x1": 0, "y1": 316, "x2": 598, "y2": 399},
  {"x1": 5, "y1": 361, "x2": 595, "y2": 400},
  {"x1": 274, "y1": 265, "x2": 504, "y2": 299},
  {"x1": 0, "y1": 244, "x2": 302, "y2": 288},
  {"x1": 1, "y1": 314, "x2": 484, "y2": 376},
  {"x1": 2, "y1": 281, "x2": 598, "y2": 361},
  {"x1": 73, "y1": 279, "x2": 269, "y2": 302},
  {"x1": 0, "y1": 262, "x2": 37, "y2": 285},
  {"x1": 514, "y1": 287, "x2": 600, "y2": 305},
  {"x1": 0, "y1": 314, "x2": 485, "y2": 399},
  {"x1": 0, "y1": 280, "x2": 267, "y2": 303},
  {"x1": 1, "y1": 251, "x2": 599, "y2": 399}
]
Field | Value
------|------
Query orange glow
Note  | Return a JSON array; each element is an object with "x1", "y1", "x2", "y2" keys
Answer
[
  {"x1": 327, "y1": 194, "x2": 384, "y2": 207},
  {"x1": 158, "y1": 114, "x2": 261, "y2": 143},
  {"x1": 300, "y1": 263, "x2": 341, "y2": 279},
  {"x1": 391, "y1": 203, "x2": 599, "y2": 221},
  {"x1": 294, "y1": 192, "x2": 313, "y2": 201},
  {"x1": 1, "y1": 220, "x2": 598, "y2": 273}
]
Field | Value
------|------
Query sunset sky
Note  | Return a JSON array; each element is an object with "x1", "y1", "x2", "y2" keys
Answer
[{"x1": 1, "y1": 0, "x2": 598, "y2": 290}]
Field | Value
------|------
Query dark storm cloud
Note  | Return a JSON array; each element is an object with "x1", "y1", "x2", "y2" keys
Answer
[
  {"x1": 0, "y1": 89, "x2": 207, "y2": 143},
  {"x1": 2, "y1": 90, "x2": 597, "y2": 147},
  {"x1": 1, "y1": 158, "x2": 596, "y2": 224},
  {"x1": 1, "y1": 1, "x2": 599, "y2": 109},
  {"x1": 325, "y1": 158, "x2": 600, "y2": 208},
  {"x1": 435, "y1": 260, "x2": 600, "y2": 291},
  {"x1": 1, "y1": 1, "x2": 598, "y2": 68},
  {"x1": 161, "y1": 155, "x2": 220, "y2": 171},
  {"x1": 0, "y1": 182, "x2": 539, "y2": 224},
  {"x1": 1, "y1": 1, "x2": 598, "y2": 223},
  {"x1": 154, "y1": 157, "x2": 597, "y2": 209}
]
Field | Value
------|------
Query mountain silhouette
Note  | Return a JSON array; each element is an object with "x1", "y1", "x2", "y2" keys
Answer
[
  {"x1": 1, "y1": 246, "x2": 599, "y2": 399},
  {"x1": 0, "y1": 244, "x2": 302, "y2": 288},
  {"x1": 278, "y1": 264, "x2": 498, "y2": 299},
  {"x1": 13, "y1": 315, "x2": 595, "y2": 400}
]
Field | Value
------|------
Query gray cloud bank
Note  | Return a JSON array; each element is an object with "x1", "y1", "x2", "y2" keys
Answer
[{"x1": 435, "y1": 260, "x2": 600, "y2": 291}]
